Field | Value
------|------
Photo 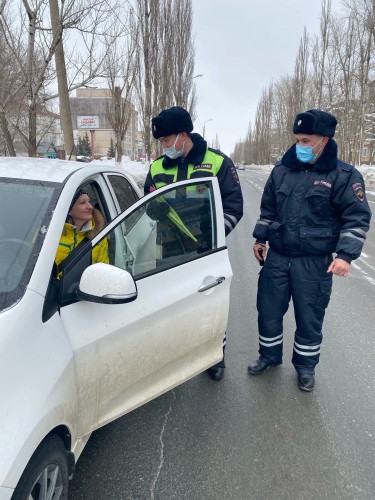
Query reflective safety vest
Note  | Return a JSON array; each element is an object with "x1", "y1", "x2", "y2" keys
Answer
[{"x1": 150, "y1": 149, "x2": 224, "y2": 192}]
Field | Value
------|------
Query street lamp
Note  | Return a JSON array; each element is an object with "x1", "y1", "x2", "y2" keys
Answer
[{"x1": 203, "y1": 118, "x2": 213, "y2": 138}]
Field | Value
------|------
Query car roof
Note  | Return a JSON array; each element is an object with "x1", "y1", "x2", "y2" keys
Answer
[{"x1": 0, "y1": 157, "x2": 84, "y2": 183}]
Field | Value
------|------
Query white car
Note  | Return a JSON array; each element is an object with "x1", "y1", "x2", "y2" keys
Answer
[{"x1": 0, "y1": 157, "x2": 232, "y2": 499}]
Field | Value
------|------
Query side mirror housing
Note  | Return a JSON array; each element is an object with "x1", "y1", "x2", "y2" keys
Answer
[{"x1": 76, "y1": 263, "x2": 137, "y2": 304}]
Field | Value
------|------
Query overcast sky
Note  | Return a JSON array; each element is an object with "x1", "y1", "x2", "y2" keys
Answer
[{"x1": 191, "y1": 0, "x2": 344, "y2": 155}]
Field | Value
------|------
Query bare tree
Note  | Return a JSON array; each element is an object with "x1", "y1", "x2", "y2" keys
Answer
[
  {"x1": 134, "y1": 0, "x2": 195, "y2": 159},
  {"x1": 49, "y1": 0, "x2": 75, "y2": 158},
  {"x1": 0, "y1": 0, "x2": 125, "y2": 156},
  {"x1": 293, "y1": 28, "x2": 310, "y2": 112},
  {"x1": 105, "y1": 8, "x2": 139, "y2": 165}
]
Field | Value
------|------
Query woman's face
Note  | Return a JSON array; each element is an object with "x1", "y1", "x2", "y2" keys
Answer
[{"x1": 69, "y1": 194, "x2": 93, "y2": 228}]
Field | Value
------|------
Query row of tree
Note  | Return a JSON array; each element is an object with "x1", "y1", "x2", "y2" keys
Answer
[
  {"x1": 232, "y1": 0, "x2": 375, "y2": 166},
  {"x1": 0, "y1": 0, "x2": 196, "y2": 162}
]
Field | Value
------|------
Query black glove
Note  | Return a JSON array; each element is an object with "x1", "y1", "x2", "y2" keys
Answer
[{"x1": 146, "y1": 200, "x2": 170, "y2": 220}]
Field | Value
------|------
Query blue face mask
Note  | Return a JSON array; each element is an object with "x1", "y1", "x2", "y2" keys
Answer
[
  {"x1": 163, "y1": 134, "x2": 184, "y2": 159},
  {"x1": 295, "y1": 137, "x2": 323, "y2": 163}
]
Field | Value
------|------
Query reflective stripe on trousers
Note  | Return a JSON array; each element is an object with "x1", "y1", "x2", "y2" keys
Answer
[{"x1": 256, "y1": 249, "x2": 333, "y2": 373}]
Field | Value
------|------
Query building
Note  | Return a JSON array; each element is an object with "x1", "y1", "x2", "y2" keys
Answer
[
  {"x1": 69, "y1": 88, "x2": 139, "y2": 159},
  {"x1": 36, "y1": 141, "x2": 58, "y2": 159}
]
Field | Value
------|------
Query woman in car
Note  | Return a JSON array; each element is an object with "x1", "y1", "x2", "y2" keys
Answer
[{"x1": 55, "y1": 188, "x2": 109, "y2": 274}]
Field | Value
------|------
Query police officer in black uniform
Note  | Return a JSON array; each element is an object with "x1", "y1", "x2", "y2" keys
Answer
[{"x1": 247, "y1": 109, "x2": 372, "y2": 391}]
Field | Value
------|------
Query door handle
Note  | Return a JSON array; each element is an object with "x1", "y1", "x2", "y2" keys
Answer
[{"x1": 198, "y1": 276, "x2": 225, "y2": 292}]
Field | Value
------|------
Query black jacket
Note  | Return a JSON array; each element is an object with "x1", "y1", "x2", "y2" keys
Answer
[
  {"x1": 253, "y1": 139, "x2": 372, "y2": 262},
  {"x1": 144, "y1": 133, "x2": 243, "y2": 235}
]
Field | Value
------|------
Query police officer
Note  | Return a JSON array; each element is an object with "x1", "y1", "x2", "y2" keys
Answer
[
  {"x1": 247, "y1": 109, "x2": 372, "y2": 391},
  {"x1": 145, "y1": 106, "x2": 244, "y2": 381}
]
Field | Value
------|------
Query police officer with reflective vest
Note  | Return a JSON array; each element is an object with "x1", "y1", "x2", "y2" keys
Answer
[
  {"x1": 145, "y1": 106, "x2": 244, "y2": 381},
  {"x1": 247, "y1": 109, "x2": 371, "y2": 392}
]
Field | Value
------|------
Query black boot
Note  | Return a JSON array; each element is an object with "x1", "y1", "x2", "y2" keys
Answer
[
  {"x1": 207, "y1": 366, "x2": 225, "y2": 381},
  {"x1": 297, "y1": 373, "x2": 315, "y2": 392},
  {"x1": 247, "y1": 358, "x2": 281, "y2": 375}
]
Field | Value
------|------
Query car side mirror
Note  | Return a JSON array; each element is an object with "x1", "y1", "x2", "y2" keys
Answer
[{"x1": 76, "y1": 263, "x2": 138, "y2": 304}]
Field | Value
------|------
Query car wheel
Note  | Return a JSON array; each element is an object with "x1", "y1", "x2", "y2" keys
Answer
[{"x1": 12, "y1": 435, "x2": 69, "y2": 500}]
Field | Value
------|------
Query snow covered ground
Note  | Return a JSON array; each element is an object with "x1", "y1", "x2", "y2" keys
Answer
[{"x1": 91, "y1": 157, "x2": 375, "y2": 195}]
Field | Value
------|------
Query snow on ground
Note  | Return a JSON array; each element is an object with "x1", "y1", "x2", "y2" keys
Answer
[{"x1": 91, "y1": 157, "x2": 375, "y2": 194}]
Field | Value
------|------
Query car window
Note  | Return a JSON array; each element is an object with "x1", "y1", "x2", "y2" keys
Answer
[
  {"x1": 0, "y1": 178, "x2": 58, "y2": 312},
  {"x1": 106, "y1": 174, "x2": 139, "y2": 213},
  {"x1": 92, "y1": 181, "x2": 218, "y2": 279}
]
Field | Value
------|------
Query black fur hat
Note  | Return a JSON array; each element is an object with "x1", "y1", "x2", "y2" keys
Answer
[
  {"x1": 151, "y1": 106, "x2": 194, "y2": 139},
  {"x1": 293, "y1": 109, "x2": 337, "y2": 138}
]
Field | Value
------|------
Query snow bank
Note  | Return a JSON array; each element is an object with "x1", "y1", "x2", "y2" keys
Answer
[{"x1": 358, "y1": 166, "x2": 375, "y2": 189}]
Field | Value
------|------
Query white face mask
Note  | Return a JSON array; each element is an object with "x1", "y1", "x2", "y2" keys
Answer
[{"x1": 163, "y1": 134, "x2": 184, "y2": 159}]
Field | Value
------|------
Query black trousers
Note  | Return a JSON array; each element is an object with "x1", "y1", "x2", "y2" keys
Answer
[{"x1": 257, "y1": 249, "x2": 333, "y2": 374}]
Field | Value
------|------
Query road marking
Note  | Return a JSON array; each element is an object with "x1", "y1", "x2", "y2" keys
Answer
[{"x1": 350, "y1": 261, "x2": 375, "y2": 287}]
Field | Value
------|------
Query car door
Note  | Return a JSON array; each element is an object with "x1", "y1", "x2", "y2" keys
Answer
[{"x1": 59, "y1": 177, "x2": 232, "y2": 435}]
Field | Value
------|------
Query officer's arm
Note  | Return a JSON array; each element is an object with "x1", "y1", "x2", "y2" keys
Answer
[
  {"x1": 333, "y1": 170, "x2": 372, "y2": 263},
  {"x1": 144, "y1": 170, "x2": 154, "y2": 195},
  {"x1": 252, "y1": 174, "x2": 277, "y2": 243},
  {"x1": 216, "y1": 157, "x2": 244, "y2": 235}
]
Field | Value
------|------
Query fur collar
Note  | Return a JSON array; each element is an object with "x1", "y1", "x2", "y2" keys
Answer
[{"x1": 281, "y1": 138, "x2": 338, "y2": 173}]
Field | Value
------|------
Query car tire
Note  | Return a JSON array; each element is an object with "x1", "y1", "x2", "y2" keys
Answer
[{"x1": 12, "y1": 435, "x2": 69, "y2": 500}]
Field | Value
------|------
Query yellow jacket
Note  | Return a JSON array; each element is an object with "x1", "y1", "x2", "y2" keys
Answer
[{"x1": 55, "y1": 208, "x2": 109, "y2": 272}]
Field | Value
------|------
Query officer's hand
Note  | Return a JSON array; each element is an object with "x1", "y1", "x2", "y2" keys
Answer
[
  {"x1": 146, "y1": 200, "x2": 170, "y2": 220},
  {"x1": 327, "y1": 258, "x2": 350, "y2": 277},
  {"x1": 253, "y1": 243, "x2": 267, "y2": 265}
]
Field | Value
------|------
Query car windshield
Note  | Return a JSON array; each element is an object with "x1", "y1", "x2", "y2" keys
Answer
[{"x1": 0, "y1": 178, "x2": 58, "y2": 312}]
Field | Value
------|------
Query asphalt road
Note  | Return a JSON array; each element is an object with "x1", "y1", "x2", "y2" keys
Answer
[{"x1": 69, "y1": 167, "x2": 375, "y2": 500}]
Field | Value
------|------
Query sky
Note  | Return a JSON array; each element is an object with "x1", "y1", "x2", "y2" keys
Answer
[{"x1": 191, "y1": 0, "x2": 344, "y2": 156}]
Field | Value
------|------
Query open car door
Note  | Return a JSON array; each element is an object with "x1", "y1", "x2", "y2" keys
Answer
[{"x1": 59, "y1": 177, "x2": 232, "y2": 434}]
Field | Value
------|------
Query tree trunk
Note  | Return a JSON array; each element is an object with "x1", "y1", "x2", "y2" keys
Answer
[
  {"x1": 0, "y1": 110, "x2": 16, "y2": 156},
  {"x1": 28, "y1": 102, "x2": 37, "y2": 156},
  {"x1": 49, "y1": 0, "x2": 75, "y2": 160}
]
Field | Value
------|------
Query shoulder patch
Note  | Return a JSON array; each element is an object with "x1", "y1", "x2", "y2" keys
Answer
[
  {"x1": 231, "y1": 164, "x2": 240, "y2": 183},
  {"x1": 352, "y1": 182, "x2": 365, "y2": 201}
]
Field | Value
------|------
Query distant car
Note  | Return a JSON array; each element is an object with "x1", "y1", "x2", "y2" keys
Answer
[
  {"x1": 76, "y1": 156, "x2": 90, "y2": 163},
  {"x1": 238, "y1": 164, "x2": 245, "y2": 170},
  {"x1": 0, "y1": 157, "x2": 232, "y2": 499}
]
